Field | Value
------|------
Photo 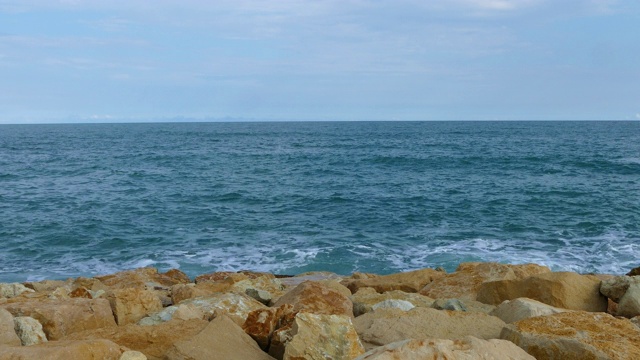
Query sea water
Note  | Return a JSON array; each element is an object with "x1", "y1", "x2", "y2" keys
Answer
[{"x1": 1, "y1": 121, "x2": 639, "y2": 282}]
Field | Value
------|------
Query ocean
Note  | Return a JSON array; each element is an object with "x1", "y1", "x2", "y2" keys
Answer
[{"x1": 1, "y1": 121, "x2": 639, "y2": 282}]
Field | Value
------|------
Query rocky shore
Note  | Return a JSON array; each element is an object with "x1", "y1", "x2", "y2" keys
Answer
[{"x1": 1, "y1": 262, "x2": 640, "y2": 359}]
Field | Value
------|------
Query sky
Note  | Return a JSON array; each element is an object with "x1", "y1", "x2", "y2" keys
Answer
[{"x1": 0, "y1": 0, "x2": 639, "y2": 123}]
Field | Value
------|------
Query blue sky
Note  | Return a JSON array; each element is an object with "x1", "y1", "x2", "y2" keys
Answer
[{"x1": 1, "y1": 0, "x2": 639, "y2": 123}]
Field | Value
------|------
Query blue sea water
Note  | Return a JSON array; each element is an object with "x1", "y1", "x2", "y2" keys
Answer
[{"x1": 0, "y1": 121, "x2": 639, "y2": 282}]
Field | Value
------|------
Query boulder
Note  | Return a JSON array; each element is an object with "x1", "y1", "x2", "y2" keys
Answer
[
  {"x1": 65, "y1": 318, "x2": 209, "y2": 360},
  {"x1": 170, "y1": 282, "x2": 229, "y2": 304},
  {"x1": 97, "y1": 267, "x2": 190, "y2": 306},
  {"x1": 13, "y1": 316, "x2": 47, "y2": 345},
  {"x1": 107, "y1": 288, "x2": 163, "y2": 325},
  {"x1": 23, "y1": 280, "x2": 67, "y2": 293},
  {"x1": 627, "y1": 266, "x2": 640, "y2": 276},
  {"x1": 0, "y1": 339, "x2": 122, "y2": 360},
  {"x1": 195, "y1": 270, "x2": 274, "y2": 284},
  {"x1": 477, "y1": 272, "x2": 607, "y2": 312},
  {"x1": 371, "y1": 299, "x2": 414, "y2": 312},
  {"x1": 120, "y1": 350, "x2": 148, "y2": 360},
  {"x1": 355, "y1": 336, "x2": 535, "y2": 360},
  {"x1": 272, "y1": 281, "x2": 353, "y2": 318},
  {"x1": 501, "y1": 311, "x2": 640, "y2": 360},
  {"x1": 0, "y1": 308, "x2": 20, "y2": 346},
  {"x1": 138, "y1": 304, "x2": 204, "y2": 326},
  {"x1": 430, "y1": 298, "x2": 495, "y2": 313},
  {"x1": 342, "y1": 268, "x2": 445, "y2": 294},
  {"x1": 351, "y1": 288, "x2": 434, "y2": 317},
  {"x1": 0, "y1": 298, "x2": 116, "y2": 340},
  {"x1": 618, "y1": 284, "x2": 640, "y2": 318},
  {"x1": 281, "y1": 312, "x2": 365, "y2": 360},
  {"x1": 0, "y1": 283, "x2": 34, "y2": 298},
  {"x1": 278, "y1": 272, "x2": 343, "y2": 288},
  {"x1": 166, "y1": 314, "x2": 275, "y2": 360},
  {"x1": 354, "y1": 307, "x2": 506, "y2": 347},
  {"x1": 97, "y1": 267, "x2": 190, "y2": 289},
  {"x1": 601, "y1": 276, "x2": 640, "y2": 317},
  {"x1": 242, "y1": 304, "x2": 294, "y2": 350},
  {"x1": 177, "y1": 293, "x2": 267, "y2": 326},
  {"x1": 419, "y1": 262, "x2": 550, "y2": 301},
  {"x1": 490, "y1": 298, "x2": 568, "y2": 323}
]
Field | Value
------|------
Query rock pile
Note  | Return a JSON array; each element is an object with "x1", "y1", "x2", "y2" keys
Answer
[{"x1": 0, "y1": 262, "x2": 639, "y2": 359}]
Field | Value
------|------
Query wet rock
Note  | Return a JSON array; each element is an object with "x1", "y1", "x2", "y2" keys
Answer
[
  {"x1": 501, "y1": 311, "x2": 640, "y2": 360},
  {"x1": 0, "y1": 298, "x2": 116, "y2": 340},
  {"x1": 0, "y1": 283, "x2": 34, "y2": 299},
  {"x1": 107, "y1": 288, "x2": 163, "y2": 325},
  {"x1": 166, "y1": 314, "x2": 275, "y2": 360},
  {"x1": 355, "y1": 336, "x2": 535, "y2": 360},
  {"x1": 420, "y1": 262, "x2": 550, "y2": 301},
  {"x1": 343, "y1": 268, "x2": 445, "y2": 294},
  {"x1": 13, "y1": 316, "x2": 47, "y2": 345},
  {"x1": 0, "y1": 339, "x2": 123, "y2": 360},
  {"x1": 0, "y1": 308, "x2": 20, "y2": 346},
  {"x1": 282, "y1": 312, "x2": 365, "y2": 360},
  {"x1": 242, "y1": 304, "x2": 294, "y2": 350},
  {"x1": 477, "y1": 271, "x2": 607, "y2": 312},
  {"x1": 490, "y1": 298, "x2": 568, "y2": 323},
  {"x1": 351, "y1": 288, "x2": 434, "y2": 317},
  {"x1": 355, "y1": 307, "x2": 506, "y2": 347},
  {"x1": 272, "y1": 281, "x2": 353, "y2": 318}
]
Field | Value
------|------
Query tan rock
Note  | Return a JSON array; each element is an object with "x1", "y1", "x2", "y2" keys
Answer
[
  {"x1": 166, "y1": 314, "x2": 275, "y2": 360},
  {"x1": 0, "y1": 339, "x2": 122, "y2": 360},
  {"x1": 98, "y1": 268, "x2": 190, "y2": 307},
  {"x1": 431, "y1": 298, "x2": 496, "y2": 313},
  {"x1": 342, "y1": 268, "x2": 445, "y2": 294},
  {"x1": 419, "y1": 262, "x2": 550, "y2": 300},
  {"x1": 164, "y1": 269, "x2": 191, "y2": 283},
  {"x1": 618, "y1": 284, "x2": 640, "y2": 318},
  {"x1": 351, "y1": 288, "x2": 434, "y2": 317},
  {"x1": 108, "y1": 288, "x2": 163, "y2": 325},
  {"x1": 72, "y1": 277, "x2": 110, "y2": 293},
  {"x1": 0, "y1": 308, "x2": 20, "y2": 346},
  {"x1": 170, "y1": 282, "x2": 229, "y2": 304},
  {"x1": 0, "y1": 283, "x2": 34, "y2": 298},
  {"x1": 195, "y1": 270, "x2": 275, "y2": 284},
  {"x1": 490, "y1": 297, "x2": 568, "y2": 323},
  {"x1": 65, "y1": 318, "x2": 209, "y2": 360},
  {"x1": 355, "y1": 307, "x2": 506, "y2": 347},
  {"x1": 278, "y1": 272, "x2": 343, "y2": 288},
  {"x1": 23, "y1": 280, "x2": 67, "y2": 293},
  {"x1": 317, "y1": 280, "x2": 352, "y2": 298},
  {"x1": 477, "y1": 271, "x2": 607, "y2": 312},
  {"x1": 0, "y1": 298, "x2": 116, "y2": 340},
  {"x1": 230, "y1": 277, "x2": 286, "y2": 305},
  {"x1": 242, "y1": 304, "x2": 294, "y2": 350},
  {"x1": 120, "y1": 350, "x2": 148, "y2": 360},
  {"x1": 282, "y1": 312, "x2": 364, "y2": 360},
  {"x1": 272, "y1": 281, "x2": 353, "y2": 318},
  {"x1": 601, "y1": 276, "x2": 640, "y2": 317},
  {"x1": 70, "y1": 286, "x2": 93, "y2": 299},
  {"x1": 178, "y1": 293, "x2": 267, "y2": 325},
  {"x1": 13, "y1": 316, "x2": 47, "y2": 345},
  {"x1": 356, "y1": 336, "x2": 535, "y2": 360},
  {"x1": 97, "y1": 267, "x2": 190, "y2": 289},
  {"x1": 501, "y1": 311, "x2": 640, "y2": 360}
]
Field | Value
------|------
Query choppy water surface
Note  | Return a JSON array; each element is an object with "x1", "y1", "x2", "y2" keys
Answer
[{"x1": 1, "y1": 121, "x2": 639, "y2": 282}]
